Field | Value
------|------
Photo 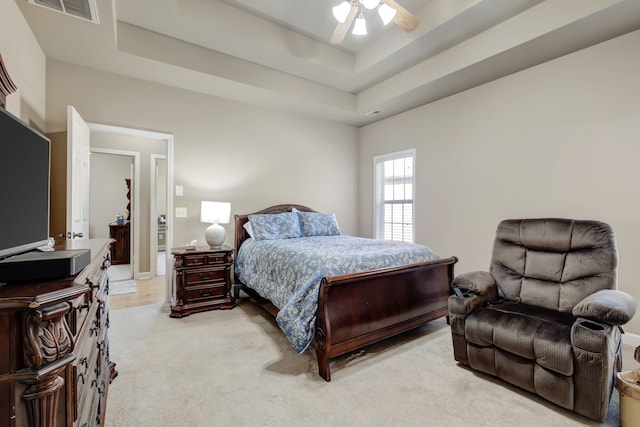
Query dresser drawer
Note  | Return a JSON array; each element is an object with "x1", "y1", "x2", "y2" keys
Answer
[
  {"x1": 69, "y1": 292, "x2": 92, "y2": 336},
  {"x1": 183, "y1": 267, "x2": 227, "y2": 286},
  {"x1": 77, "y1": 387, "x2": 98, "y2": 427},
  {"x1": 72, "y1": 314, "x2": 100, "y2": 422},
  {"x1": 185, "y1": 283, "x2": 227, "y2": 302}
]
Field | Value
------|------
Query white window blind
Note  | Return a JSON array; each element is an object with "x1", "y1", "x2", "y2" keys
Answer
[{"x1": 374, "y1": 149, "x2": 415, "y2": 243}]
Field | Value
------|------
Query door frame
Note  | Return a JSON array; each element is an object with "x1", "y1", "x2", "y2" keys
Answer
[
  {"x1": 150, "y1": 153, "x2": 167, "y2": 277},
  {"x1": 90, "y1": 148, "x2": 140, "y2": 279},
  {"x1": 88, "y1": 123, "x2": 174, "y2": 301}
]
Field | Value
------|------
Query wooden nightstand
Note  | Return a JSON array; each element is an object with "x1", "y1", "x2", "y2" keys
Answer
[{"x1": 170, "y1": 245, "x2": 236, "y2": 318}]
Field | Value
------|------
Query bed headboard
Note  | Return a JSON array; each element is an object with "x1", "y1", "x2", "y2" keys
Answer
[{"x1": 234, "y1": 204, "x2": 316, "y2": 250}]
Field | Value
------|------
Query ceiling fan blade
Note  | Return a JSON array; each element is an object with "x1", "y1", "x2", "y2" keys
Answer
[
  {"x1": 383, "y1": 0, "x2": 420, "y2": 32},
  {"x1": 329, "y1": 5, "x2": 358, "y2": 45}
]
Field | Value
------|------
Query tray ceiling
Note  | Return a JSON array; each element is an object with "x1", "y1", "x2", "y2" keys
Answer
[{"x1": 16, "y1": 0, "x2": 640, "y2": 126}]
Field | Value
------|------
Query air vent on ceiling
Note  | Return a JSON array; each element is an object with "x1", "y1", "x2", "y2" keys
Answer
[{"x1": 28, "y1": 0, "x2": 99, "y2": 24}]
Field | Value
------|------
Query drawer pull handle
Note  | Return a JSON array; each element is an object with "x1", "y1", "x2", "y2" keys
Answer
[
  {"x1": 199, "y1": 273, "x2": 212, "y2": 281},
  {"x1": 78, "y1": 357, "x2": 89, "y2": 384},
  {"x1": 200, "y1": 290, "x2": 212, "y2": 297},
  {"x1": 91, "y1": 318, "x2": 100, "y2": 336}
]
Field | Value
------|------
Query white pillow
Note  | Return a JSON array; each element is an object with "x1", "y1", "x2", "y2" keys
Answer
[{"x1": 243, "y1": 221, "x2": 255, "y2": 239}]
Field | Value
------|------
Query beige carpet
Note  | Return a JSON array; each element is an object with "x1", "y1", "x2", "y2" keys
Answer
[{"x1": 106, "y1": 301, "x2": 623, "y2": 427}]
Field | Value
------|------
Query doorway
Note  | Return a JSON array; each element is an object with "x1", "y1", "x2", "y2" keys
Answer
[
  {"x1": 89, "y1": 149, "x2": 138, "y2": 281},
  {"x1": 87, "y1": 123, "x2": 174, "y2": 300}
]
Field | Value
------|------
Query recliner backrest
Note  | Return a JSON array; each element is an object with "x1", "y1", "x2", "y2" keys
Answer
[{"x1": 490, "y1": 218, "x2": 617, "y2": 313}]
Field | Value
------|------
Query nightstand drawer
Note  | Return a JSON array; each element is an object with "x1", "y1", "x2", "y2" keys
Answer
[
  {"x1": 182, "y1": 253, "x2": 232, "y2": 267},
  {"x1": 205, "y1": 253, "x2": 231, "y2": 265},
  {"x1": 183, "y1": 255, "x2": 207, "y2": 267},
  {"x1": 184, "y1": 268, "x2": 227, "y2": 286},
  {"x1": 185, "y1": 284, "x2": 227, "y2": 302}
]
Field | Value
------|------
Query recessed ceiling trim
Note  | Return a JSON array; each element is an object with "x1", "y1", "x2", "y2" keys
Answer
[{"x1": 28, "y1": 0, "x2": 99, "y2": 24}]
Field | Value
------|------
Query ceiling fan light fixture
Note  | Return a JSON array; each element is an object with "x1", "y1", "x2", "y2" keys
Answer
[
  {"x1": 362, "y1": 0, "x2": 381, "y2": 10},
  {"x1": 378, "y1": 3, "x2": 397, "y2": 25},
  {"x1": 332, "y1": 1, "x2": 351, "y2": 23},
  {"x1": 352, "y1": 12, "x2": 367, "y2": 35}
]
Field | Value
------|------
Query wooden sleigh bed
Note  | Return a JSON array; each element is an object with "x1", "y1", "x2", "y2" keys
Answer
[{"x1": 233, "y1": 204, "x2": 458, "y2": 381}]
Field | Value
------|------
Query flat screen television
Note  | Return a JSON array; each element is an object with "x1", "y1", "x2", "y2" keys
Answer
[{"x1": 0, "y1": 107, "x2": 51, "y2": 259}]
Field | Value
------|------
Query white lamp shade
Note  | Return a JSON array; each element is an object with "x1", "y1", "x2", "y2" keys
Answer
[
  {"x1": 200, "y1": 201, "x2": 231, "y2": 224},
  {"x1": 201, "y1": 201, "x2": 230, "y2": 247},
  {"x1": 352, "y1": 15, "x2": 367, "y2": 35},
  {"x1": 362, "y1": 0, "x2": 380, "y2": 9},
  {"x1": 332, "y1": 1, "x2": 351, "y2": 23},
  {"x1": 378, "y1": 3, "x2": 396, "y2": 25}
]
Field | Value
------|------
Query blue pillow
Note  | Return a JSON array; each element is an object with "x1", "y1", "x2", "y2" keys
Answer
[
  {"x1": 298, "y1": 212, "x2": 341, "y2": 237},
  {"x1": 248, "y1": 212, "x2": 302, "y2": 240}
]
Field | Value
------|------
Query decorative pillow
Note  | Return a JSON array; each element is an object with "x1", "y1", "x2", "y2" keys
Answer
[
  {"x1": 298, "y1": 212, "x2": 341, "y2": 237},
  {"x1": 248, "y1": 212, "x2": 302, "y2": 240},
  {"x1": 243, "y1": 221, "x2": 254, "y2": 239}
]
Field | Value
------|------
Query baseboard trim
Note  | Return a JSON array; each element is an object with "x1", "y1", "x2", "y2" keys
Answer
[{"x1": 623, "y1": 332, "x2": 640, "y2": 348}]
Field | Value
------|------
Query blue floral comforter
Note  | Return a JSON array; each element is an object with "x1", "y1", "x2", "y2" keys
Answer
[{"x1": 235, "y1": 235, "x2": 440, "y2": 353}]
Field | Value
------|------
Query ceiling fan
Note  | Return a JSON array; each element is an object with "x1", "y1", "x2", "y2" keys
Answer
[{"x1": 329, "y1": 0, "x2": 420, "y2": 45}]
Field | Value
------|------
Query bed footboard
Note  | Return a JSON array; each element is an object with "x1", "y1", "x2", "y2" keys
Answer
[{"x1": 314, "y1": 256, "x2": 458, "y2": 381}]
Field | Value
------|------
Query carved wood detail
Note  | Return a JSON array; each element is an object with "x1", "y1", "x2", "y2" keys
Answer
[
  {"x1": 0, "y1": 239, "x2": 115, "y2": 427},
  {"x1": 23, "y1": 302, "x2": 74, "y2": 370},
  {"x1": 0, "y1": 52, "x2": 18, "y2": 108},
  {"x1": 22, "y1": 366, "x2": 66, "y2": 427}
]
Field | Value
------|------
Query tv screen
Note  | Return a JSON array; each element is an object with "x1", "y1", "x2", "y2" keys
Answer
[{"x1": 0, "y1": 108, "x2": 51, "y2": 259}]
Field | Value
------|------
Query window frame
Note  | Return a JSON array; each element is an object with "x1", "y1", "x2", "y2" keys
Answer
[{"x1": 373, "y1": 148, "x2": 416, "y2": 243}]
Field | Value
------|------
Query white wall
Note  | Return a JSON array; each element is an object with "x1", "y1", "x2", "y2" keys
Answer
[
  {"x1": 0, "y1": 0, "x2": 46, "y2": 127},
  {"x1": 44, "y1": 60, "x2": 359, "y2": 249},
  {"x1": 359, "y1": 30, "x2": 640, "y2": 334}
]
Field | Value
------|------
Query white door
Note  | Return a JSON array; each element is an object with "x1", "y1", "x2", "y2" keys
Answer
[{"x1": 66, "y1": 106, "x2": 90, "y2": 240}]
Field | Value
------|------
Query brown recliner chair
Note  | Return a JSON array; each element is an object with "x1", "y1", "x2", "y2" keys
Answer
[{"x1": 449, "y1": 219, "x2": 636, "y2": 421}]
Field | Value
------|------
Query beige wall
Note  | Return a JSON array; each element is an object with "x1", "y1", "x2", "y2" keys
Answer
[
  {"x1": 359, "y1": 30, "x2": 640, "y2": 334},
  {"x1": 89, "y1": 152, "x2": 132, "y2": 238},
  {"x1": 44, "y1": 60, "x2": 359, "y2": 250},
  {"x1": 0, "y1": 0, "x2": 46, "y2": 127},
  {"x1": 9, "y1": 0, "x2": 637, "y2": 333}
]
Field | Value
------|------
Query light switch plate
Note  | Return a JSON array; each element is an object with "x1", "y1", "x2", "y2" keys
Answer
[
  {"x1": 175, "y1": 207, "x2": 187, "y2": 218},
  {"x1": 176, "y1": 185, "x2": 183, "y2": 196}
]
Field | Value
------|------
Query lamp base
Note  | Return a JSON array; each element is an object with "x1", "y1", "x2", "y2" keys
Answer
[{"x1": 205, "y1": 223, "x2": 226, "y2": 247}]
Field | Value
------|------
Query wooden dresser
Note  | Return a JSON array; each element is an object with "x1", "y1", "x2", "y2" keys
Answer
[
  {"x1": 170, "y1": 246, "x2": 235, "y2": 318},
  {"x1": 0, "y1": 239, "x2": 116, "y2": 427},
  {"x1": 108, "y1": 223, "x2": 129, "y2": 265}
]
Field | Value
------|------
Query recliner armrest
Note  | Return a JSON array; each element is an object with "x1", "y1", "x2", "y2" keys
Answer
[
  {"x1": 448, "y1": 293, "x2": 493, "y2": 316},
  {"x1": 452, "y1": 271, "x2": 497, "y2": 297},
  {"x1": 572, "y1": 289, "x2": 637, "y2": 326}
]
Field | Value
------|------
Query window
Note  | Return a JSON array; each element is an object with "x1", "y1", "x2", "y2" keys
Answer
[{"x1": 374, "y1": 149, "x2": 415, "y2": 243}]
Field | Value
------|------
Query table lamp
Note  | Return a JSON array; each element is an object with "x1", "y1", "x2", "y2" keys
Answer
[{"x1": 200, "y1": 201, "x2": 231, "y2": 247}]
